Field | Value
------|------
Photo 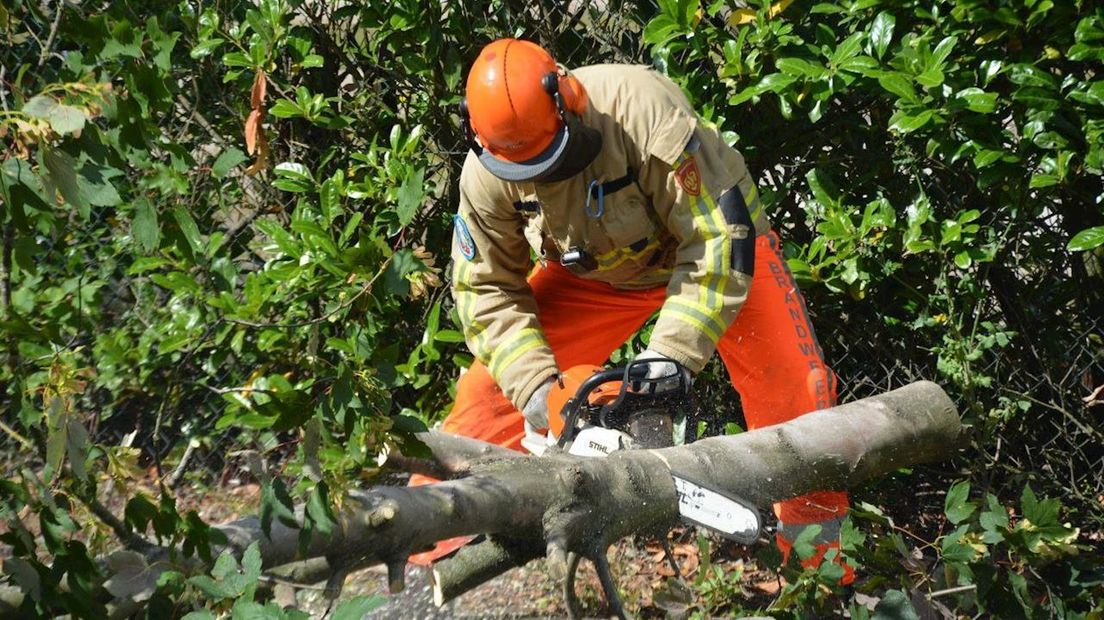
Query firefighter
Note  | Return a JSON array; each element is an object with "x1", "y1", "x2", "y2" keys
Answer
[{"x1": 429, "y1": 38, "x2": 851, "y2": 580}]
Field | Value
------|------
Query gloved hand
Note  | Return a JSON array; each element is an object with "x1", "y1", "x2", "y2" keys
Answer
[
  {"x1": 633, "y1": 350, "x2": 693, "y2": 392},
  {"x1": 520, "y1": 376, "x2": 555, "y2": 430},
  {"x1": 520, "y1": 376, "x2": 556, "y2": 456}
]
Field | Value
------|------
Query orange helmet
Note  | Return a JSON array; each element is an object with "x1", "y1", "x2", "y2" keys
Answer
[{"x1": 462, "y1": 39, "x2": 598, "y2": 182}]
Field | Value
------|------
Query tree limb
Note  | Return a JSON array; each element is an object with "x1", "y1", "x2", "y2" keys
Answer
[{"x1": 0, "y1": 381, "x2": 960, "y2": 616}]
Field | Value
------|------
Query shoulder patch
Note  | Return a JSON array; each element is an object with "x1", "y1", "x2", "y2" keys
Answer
[
  {"x1": 675, "y1": 156, "x2": 702, "y2": 196},
  {"x1": 454, "y1": 214, "x2": 476, "y2": 260}
]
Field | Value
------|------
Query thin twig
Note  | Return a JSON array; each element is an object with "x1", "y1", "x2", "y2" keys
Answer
[
  {"x1": 928, "y1": 584, "x2": 977, "y2": 599},
  {"x1": 37, "y1": 0, "x2": 64, "y2": 68},
  {"x1": 1001, "y1": 387, "x2": 1104, "y2": 441},
  {"x1": 0, "y1": 420, "x2": 33, "y2": 450},
  {"x1": 165, "y1": 438, "x2": 199, "y2": 488}
]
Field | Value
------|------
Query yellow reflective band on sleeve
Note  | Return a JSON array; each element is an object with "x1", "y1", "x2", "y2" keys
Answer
[
  {"x1": 666, "y1": 297, "x2": 726, "y2": 343},
  {"x1": 744, "y1": 185, "x2": 764, "y2": 223},
  {"x1": 489, "y1": 328, "x2": 548, "y2": 383},
  {"x1": 680, "y1": 171, "x2": 730, "y2": 312},
  {"x1": 453, "y1": 261, "x2": 491, "y2": 363},
  {"x1": 697, "y1": 188, "x2": 732, "y2": 309},
  {"x1": 658, "y1": 305, "x2": 721, "y2": 343}
]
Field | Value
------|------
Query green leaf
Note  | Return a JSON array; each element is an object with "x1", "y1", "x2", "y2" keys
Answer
[
  {"x1": 888, "y1": 109, "x2": 933, "y2": 133},
  {"x1": 973, "y1": 149, "x2": 1004, "y2": 169},
  {"x1": 22, "y1": 95, "x2": 58, "y2": 118},
  {"x1": 187, "y1": 575, "x2": 234, "y2": 600},
  {"x1": 877, "y1": 72, "x2": 918, "y2": 102},
  {"x1": 1021, "y1": 485, "x2": 1061, "y2": 527},
  {"x1": 305, "y1": 483, "x2": 336, "y2": 538},
  {"x1": 1068, "y1": 226, "x2": 1104, "y2": 251},
  {"x1": 776, "y1": 57, "x2": 825, "y2": 79},
  {"x1": 103, "y1": 550, "x2": 157, "y2": 602},
  {"x1": 222, "y1": 51, "x2": 253, "y2": 68},
  {"x1": 273, "y1": 162, "x2": 315, "y2": 192},
  {"x1": 132, "y1": 199, "x2": 161, "y2": 253},
  {"x1": 241, "y1": 542, "x2": 262, "y2": 580},
  {"x1": 66, "y1": 417, "x2": 91, "y2": 482},
  {"x1": 332, "y1": 596, "x2": 387, "y2": 620},
  {"x1": 78, "y1": 168, "x2": 121, "y2": 206},
  {"x1": 870, "y1": 11, "x2": 895, "y2": 59},
  {"x1": 931, "y1": 36, "x2": 958, "y2": 66},
  {"x1": 3, "y1": 557, "x2": 41, "y2": 603},
  {"x1": 434, "y1": 329, "x2": 465, "y2": 343},
  {"x1": 269, "y1": 99, "x2": 302, "y2": 118},
  {"x1": 172, "y1": 206, "x2": 205, "y2": 255},
  {"x1": 954, "y1": 250, "x2": 972, "y2": 269},
  {"x1": 396, "y1": 168, "x2": 425, "y2": 226},
  {"x1": 915, "y1": 67, "x2": 945, "y2": 88},
  {"x1": 47, "y1": 104, "x2": 87, "y2": 135},
  {"x1": 190, "y1": 39, "x2": 224, "y2": 59},
  {"x1": 212, "y1": 148, "x2": 248, "y2": 179},
  {"x1": 872, "y1": 589, "x2": 920, "y2": 620},
  {"x1": 643, "y1": 15, "x2": 681, "y2": 46},
  {"x1": 955, "y1": 87, "x2": 998, "y2": 113},
  {"x1": 1030, "y1": 173, "x2": 1059, "y2": 188},
  {"x1": 806, "y1": 168, "x2": 842, "y2": 209},
  {"x1": 320, "y1": 177, "x2": 340, "y2": 225},
  {"x1": 945, "y1": 480, "x2": 976, "y2": 524},
  {"x1": 831, "y1": 32, "x2": 865, "y2": 65},
  {"x1": 979, "y1": 494, "x2": 1010, "y2": 532},
  {"x1": 260, "y1": 479, "x2": 298, "y2": 537},
  {"x1": 43, "y1": 148, "x2": 89, "y2": 210}
]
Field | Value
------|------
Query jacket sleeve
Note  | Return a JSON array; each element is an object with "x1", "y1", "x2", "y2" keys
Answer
[
  {"x1": 637, "y1": 132, "x2": 762, "y2": 372},
  {"x1": 451, "y1": 166, "x2": 559, "y2": 410}
]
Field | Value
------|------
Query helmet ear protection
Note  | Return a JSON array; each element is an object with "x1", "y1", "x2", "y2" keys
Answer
[{"x1": 460, "y1": 68, "x2": 588, "y2": 156}]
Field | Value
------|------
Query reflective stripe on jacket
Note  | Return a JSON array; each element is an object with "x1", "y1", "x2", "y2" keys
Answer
[{"x1": 452, "y1": 64, "x2": 771, "y2": 410}]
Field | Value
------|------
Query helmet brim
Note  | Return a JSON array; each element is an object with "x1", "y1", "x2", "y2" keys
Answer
[{"x1": 477, "y1": 124, "x2": 572, "y2": 183}]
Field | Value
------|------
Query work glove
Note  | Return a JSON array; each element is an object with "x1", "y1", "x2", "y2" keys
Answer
[
  {"x1": 519, "y1": 376, "x2": 556, "y2": 456},
  {"x1": 633, "y1": 350, "x2": 693, "y2": 392},
  {"x1": 520, "y1": 376, "x2": 555, "y2": 430}
]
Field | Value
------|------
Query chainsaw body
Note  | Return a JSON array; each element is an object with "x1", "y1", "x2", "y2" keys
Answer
[{"x1": 545, "y1": 359, "x2": 692, "y2": 456}]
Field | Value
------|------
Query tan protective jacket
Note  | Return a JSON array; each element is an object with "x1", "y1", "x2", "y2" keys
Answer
[{"x1": 451, "y1": 64, "x2": 770, "y2": 410}]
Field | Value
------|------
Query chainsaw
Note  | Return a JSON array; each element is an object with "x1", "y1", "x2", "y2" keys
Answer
[{"x1": 525, "y1": 358, "x2": 762, "y2": 544}]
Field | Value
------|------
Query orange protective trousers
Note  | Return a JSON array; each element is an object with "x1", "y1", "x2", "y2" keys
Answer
[{"x1": 414, "y1": 230, "x2": 849, "y2": 563}]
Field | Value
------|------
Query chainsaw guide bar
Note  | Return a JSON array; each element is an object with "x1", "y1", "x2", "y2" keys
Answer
[{"x1": 671, "y1": 473, "x2": 761, "y2": 544}]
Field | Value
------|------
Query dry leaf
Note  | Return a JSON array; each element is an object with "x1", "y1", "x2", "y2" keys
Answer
[
  {"x1": 245, "y1": 124, "x2": 269, "y2": 176},
  {"x1": 251, "y1": 70, "x2": 267, "y2": 109},
  {"x1": 244, "y1": 108, "x2": 261, "y2": 155}
]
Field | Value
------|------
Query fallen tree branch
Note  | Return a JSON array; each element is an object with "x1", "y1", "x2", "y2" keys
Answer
[
  {"x1": 0, "y1": 381, "x2": 960, "y2": 617},
  {"x1": 212, "y1": 382, "x2": 958, "y2": 596}
]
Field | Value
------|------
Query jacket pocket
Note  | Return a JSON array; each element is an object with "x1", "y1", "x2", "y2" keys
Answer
[{"x1": 598, "y1": 185, "x2": 656, "y2": 251}]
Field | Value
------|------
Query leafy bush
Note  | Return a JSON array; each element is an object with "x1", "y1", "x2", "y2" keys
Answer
[{"x1": 0, "y1": 0, "x2": 1101, "y2": 616}]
